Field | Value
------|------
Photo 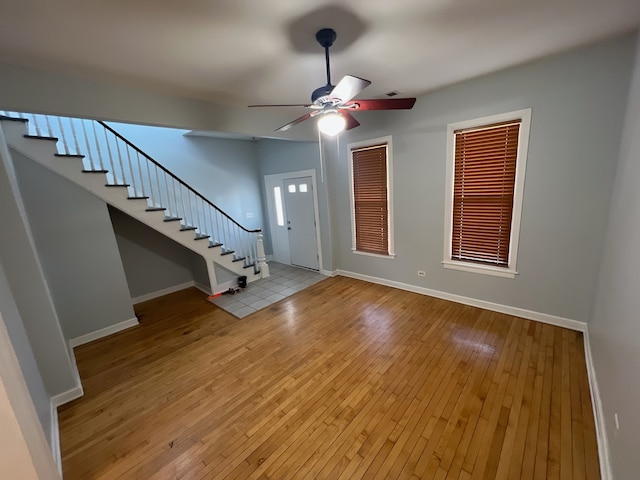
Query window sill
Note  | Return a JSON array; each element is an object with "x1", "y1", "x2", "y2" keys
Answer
[
  {"x1": 442, "y1": 260, "x2": 517, "y2": 278},
  {"x1": 352, "y1": 249, "x2": 396, "y2": 260}
]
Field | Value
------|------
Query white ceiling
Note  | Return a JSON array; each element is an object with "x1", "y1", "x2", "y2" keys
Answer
[{"x1": 1, "y1": 0, "x2": 639, "y2": 109}]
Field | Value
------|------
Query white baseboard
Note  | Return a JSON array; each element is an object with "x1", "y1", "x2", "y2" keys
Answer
[
  {"x1": 50, "y1": 385, "x2": 84, "y2": 408},
  {"x1": 194, "y1": 281, "x2": 212, "y2": 295},
  {"x1": 131, "y1": 281, "x2": 195, "y2": 304},
  {"x1": 68, "y1": 317, "x2": 139, "y2": 349},
  {"x1": 582, "y1": 329, "x2": 612, "y2": 480},
  {"x1": 335, "y1": 269, "x2": 586, "y2": 332},
  {"x1": 321, "y1": 269, "x2": 338, "y2": 277},
  {"x1": 50, "y1": 402, "x2": 62, "y2": 477},
  {"x1": 49, "y1": 384, "x2": 83, "y2": 475}
]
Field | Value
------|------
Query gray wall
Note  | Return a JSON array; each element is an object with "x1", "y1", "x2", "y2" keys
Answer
[
  {"x1": 109, "y1": 207, "x2": 200, "y2": 298},
  {"x1": 589, "y1": 33, "x2": 640, "y2": 480},
  {"x1": 0, "y1": 62, "x2": 315, "y2": 141},
  {"x1": 0, "y1": 262, "x2": 51, "y2": 445},
  {"x1": 106, "y1": 122, "x2": 264, "y2": 232},
  {"x1": 256, "y1": 139, "x2": 335, "y2": 271},
  {"x1": 326, "y1": 33, "x2": 636, "y2": 323},
  {"x1": 11, "y1": 151, "x2": 136, "y2": 340},
  {"x1": 0, "y1": 128, "x2": 77, "y2": 396}
]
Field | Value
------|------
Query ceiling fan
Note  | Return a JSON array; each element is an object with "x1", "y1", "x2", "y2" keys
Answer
[{"x1": 249, "y1": 28, "x2": 417, "y2": 135}]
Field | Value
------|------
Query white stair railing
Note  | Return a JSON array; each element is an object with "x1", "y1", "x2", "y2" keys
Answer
[{"x1": 1, "y1": 111, "x2": 263, "y2": 272}]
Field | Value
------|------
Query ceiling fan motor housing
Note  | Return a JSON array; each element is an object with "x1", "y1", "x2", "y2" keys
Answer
[
  {"x1": 315, "y1": 28, "x2": 337, "y2": 48},
  {"x1": 311, "y1": 84, "x2": 335, "y2": 103}
]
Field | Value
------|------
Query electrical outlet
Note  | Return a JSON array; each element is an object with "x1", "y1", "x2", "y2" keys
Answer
[{"x1": 417, "y1": 270, "x2": 426, "y2": 277}]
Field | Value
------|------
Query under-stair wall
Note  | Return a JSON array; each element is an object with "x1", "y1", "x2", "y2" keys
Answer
[
  {"x1": 109, "y1": 206, "x2": 209, "y2": 301},
  {"x1": 11, "y1": 149, "x2": 136, "y2": 341},
  {"x1": 0, "y1": 112, "x2": 269, "y2": 293}
]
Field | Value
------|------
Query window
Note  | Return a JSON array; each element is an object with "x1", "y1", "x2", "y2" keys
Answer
[
  {"x1": 273, "y1": 186, "x2": 284, "y2": 226},
  {"x1": 299, "y1": 183, "x2": 308, "y2": 193},
  {"x1": 443, "y1": 109, "x2": 531, "y2": 278},
  {"x1": 348, "y1": 136, "x2": 395, "y2": 258},
  {"x1": 287, "y1": 184, "x2": 296, "y2": 193}
]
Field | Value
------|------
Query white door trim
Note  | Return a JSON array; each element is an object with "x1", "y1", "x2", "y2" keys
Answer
[{"x1": 264, "y1": 169, "x2": 323, "y2": 270}]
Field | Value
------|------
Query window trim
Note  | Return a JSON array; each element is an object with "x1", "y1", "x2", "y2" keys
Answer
[
  {"x1": 443, "y1": 109, "x2": 531, "y2": 278},
  {"x1": 348, "y1": 135, "x2": 395, "y2": 259}
]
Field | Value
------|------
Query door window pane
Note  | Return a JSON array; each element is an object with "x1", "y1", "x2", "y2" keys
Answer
[{"x1": 274, "y1": 186, "x2": 284, "y2": 226}]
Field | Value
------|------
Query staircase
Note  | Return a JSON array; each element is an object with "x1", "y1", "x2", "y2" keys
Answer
[{"x1": 0, "y1": 112, "x2": 269, "y2": 292}]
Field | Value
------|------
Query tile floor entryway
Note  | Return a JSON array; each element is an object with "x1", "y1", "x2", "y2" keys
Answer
[{"x1": 208, "y1": 262, "x2": 326, "y2": 318}]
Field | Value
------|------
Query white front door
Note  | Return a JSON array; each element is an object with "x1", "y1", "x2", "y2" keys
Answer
[{"x1": 283, "y1": 177, "x2": 319, "y2": 270}]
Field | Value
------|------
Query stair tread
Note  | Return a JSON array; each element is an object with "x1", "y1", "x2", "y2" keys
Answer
[
  {"x1": 24, "y1": 134, "x2": 58, "y2": 141},
  {"x1": 82, "y1": 169, "x2": 109, "y2": 173},
  {"x1": 164, "y1": 217, "x2": 182, "y2": 222},
  {"x1": 105, "y1": 183, "x2": 130, "y2": 187},
  {"x1": 180, "y1": 226, "x2": 197, "y2": 231},
  {"x1": 232, "y1": 257, "x2": 246, "y2": 262},
  {"x1": 194, "y1": 234, "x2": 210, "y2": 240},
  {"x1": 0, "y1": 115, "x2": 28, "y2": 123},
  {"x1": 220, "y1": 250, "x2": 235, "y2": 256},
  {"x1": 208, "y1": 243, "x2": 223, "y2": 248},
  {"x1": 146, "y1": 207, "x2": 166, "y2": 212},
  {"x1": 128, "y1": 196, "x2": 149, "y2": 200},
  {"x1": 55, "y1": 153, "x2": 85, "y2": 158}
]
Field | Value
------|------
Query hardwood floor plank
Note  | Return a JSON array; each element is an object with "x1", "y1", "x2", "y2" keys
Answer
[
  {"x1": 57, "y1": 277, "x2": 600, "y2": 480},
  {"x1": 520, "y1": 323, "x2": 550, "y2": 480}
]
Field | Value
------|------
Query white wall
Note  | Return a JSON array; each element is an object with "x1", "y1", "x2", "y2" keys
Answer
[
  {"x1": 589, "y1": 32, "x2": 640, "y2": 480},
  {"x1": 327, "y1": 33, "x2": 636, "y2": 323},
  {"x1": 12, "y1": 151, "x2": 136, "y2": 341}
]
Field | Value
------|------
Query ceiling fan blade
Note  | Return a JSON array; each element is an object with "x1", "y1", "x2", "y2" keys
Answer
[
  {"x1": 330, "y1": 75, "x2": 372, "y2": 103},
  {"x1": 343, "y1": 111, "x2": 360, "y2": 131},
  {"x1": 248, "y1": 103, "x2": 312, "y2": 108},
  {"x1": 345, "y1": 98, "x2": 417, "y2": 110},
  {"x1": 275, "y1": 112, "x2": 313, "y2": 132}
]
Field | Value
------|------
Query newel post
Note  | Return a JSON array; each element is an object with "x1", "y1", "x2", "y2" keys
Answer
[{"x1": 257, "y1": 232, "x2": 269, "y2": 278}]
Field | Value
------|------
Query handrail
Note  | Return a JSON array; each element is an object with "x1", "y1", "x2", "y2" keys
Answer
[{"x1": 97, "y1": 121, "x2": 261, "y2": 234}]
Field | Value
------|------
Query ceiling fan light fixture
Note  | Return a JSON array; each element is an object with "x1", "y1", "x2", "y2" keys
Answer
[{"x1": 317, "y1": 111, "x2": 346, "y2": 136}]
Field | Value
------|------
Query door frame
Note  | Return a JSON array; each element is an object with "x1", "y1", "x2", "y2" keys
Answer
[{"x1": 264, "y1": 169, "x2": 323, "y2": 270}]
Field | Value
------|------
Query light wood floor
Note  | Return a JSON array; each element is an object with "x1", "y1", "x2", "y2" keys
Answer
[{"x1": 59, "y1": 276, "x2": 600, "y2": 479}]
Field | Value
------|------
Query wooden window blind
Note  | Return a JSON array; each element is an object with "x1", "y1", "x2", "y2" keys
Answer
[
  {"x1": 451, "y1": 121, "x2": 520, "y2": 267},
  {"x1": 352, "y1": 144, "x2": 389, "y2": 255}
]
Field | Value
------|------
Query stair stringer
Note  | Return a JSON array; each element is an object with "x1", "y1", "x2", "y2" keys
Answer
[{"x1": 1, "y1": 119, "x2": 261, "y2": 291}]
